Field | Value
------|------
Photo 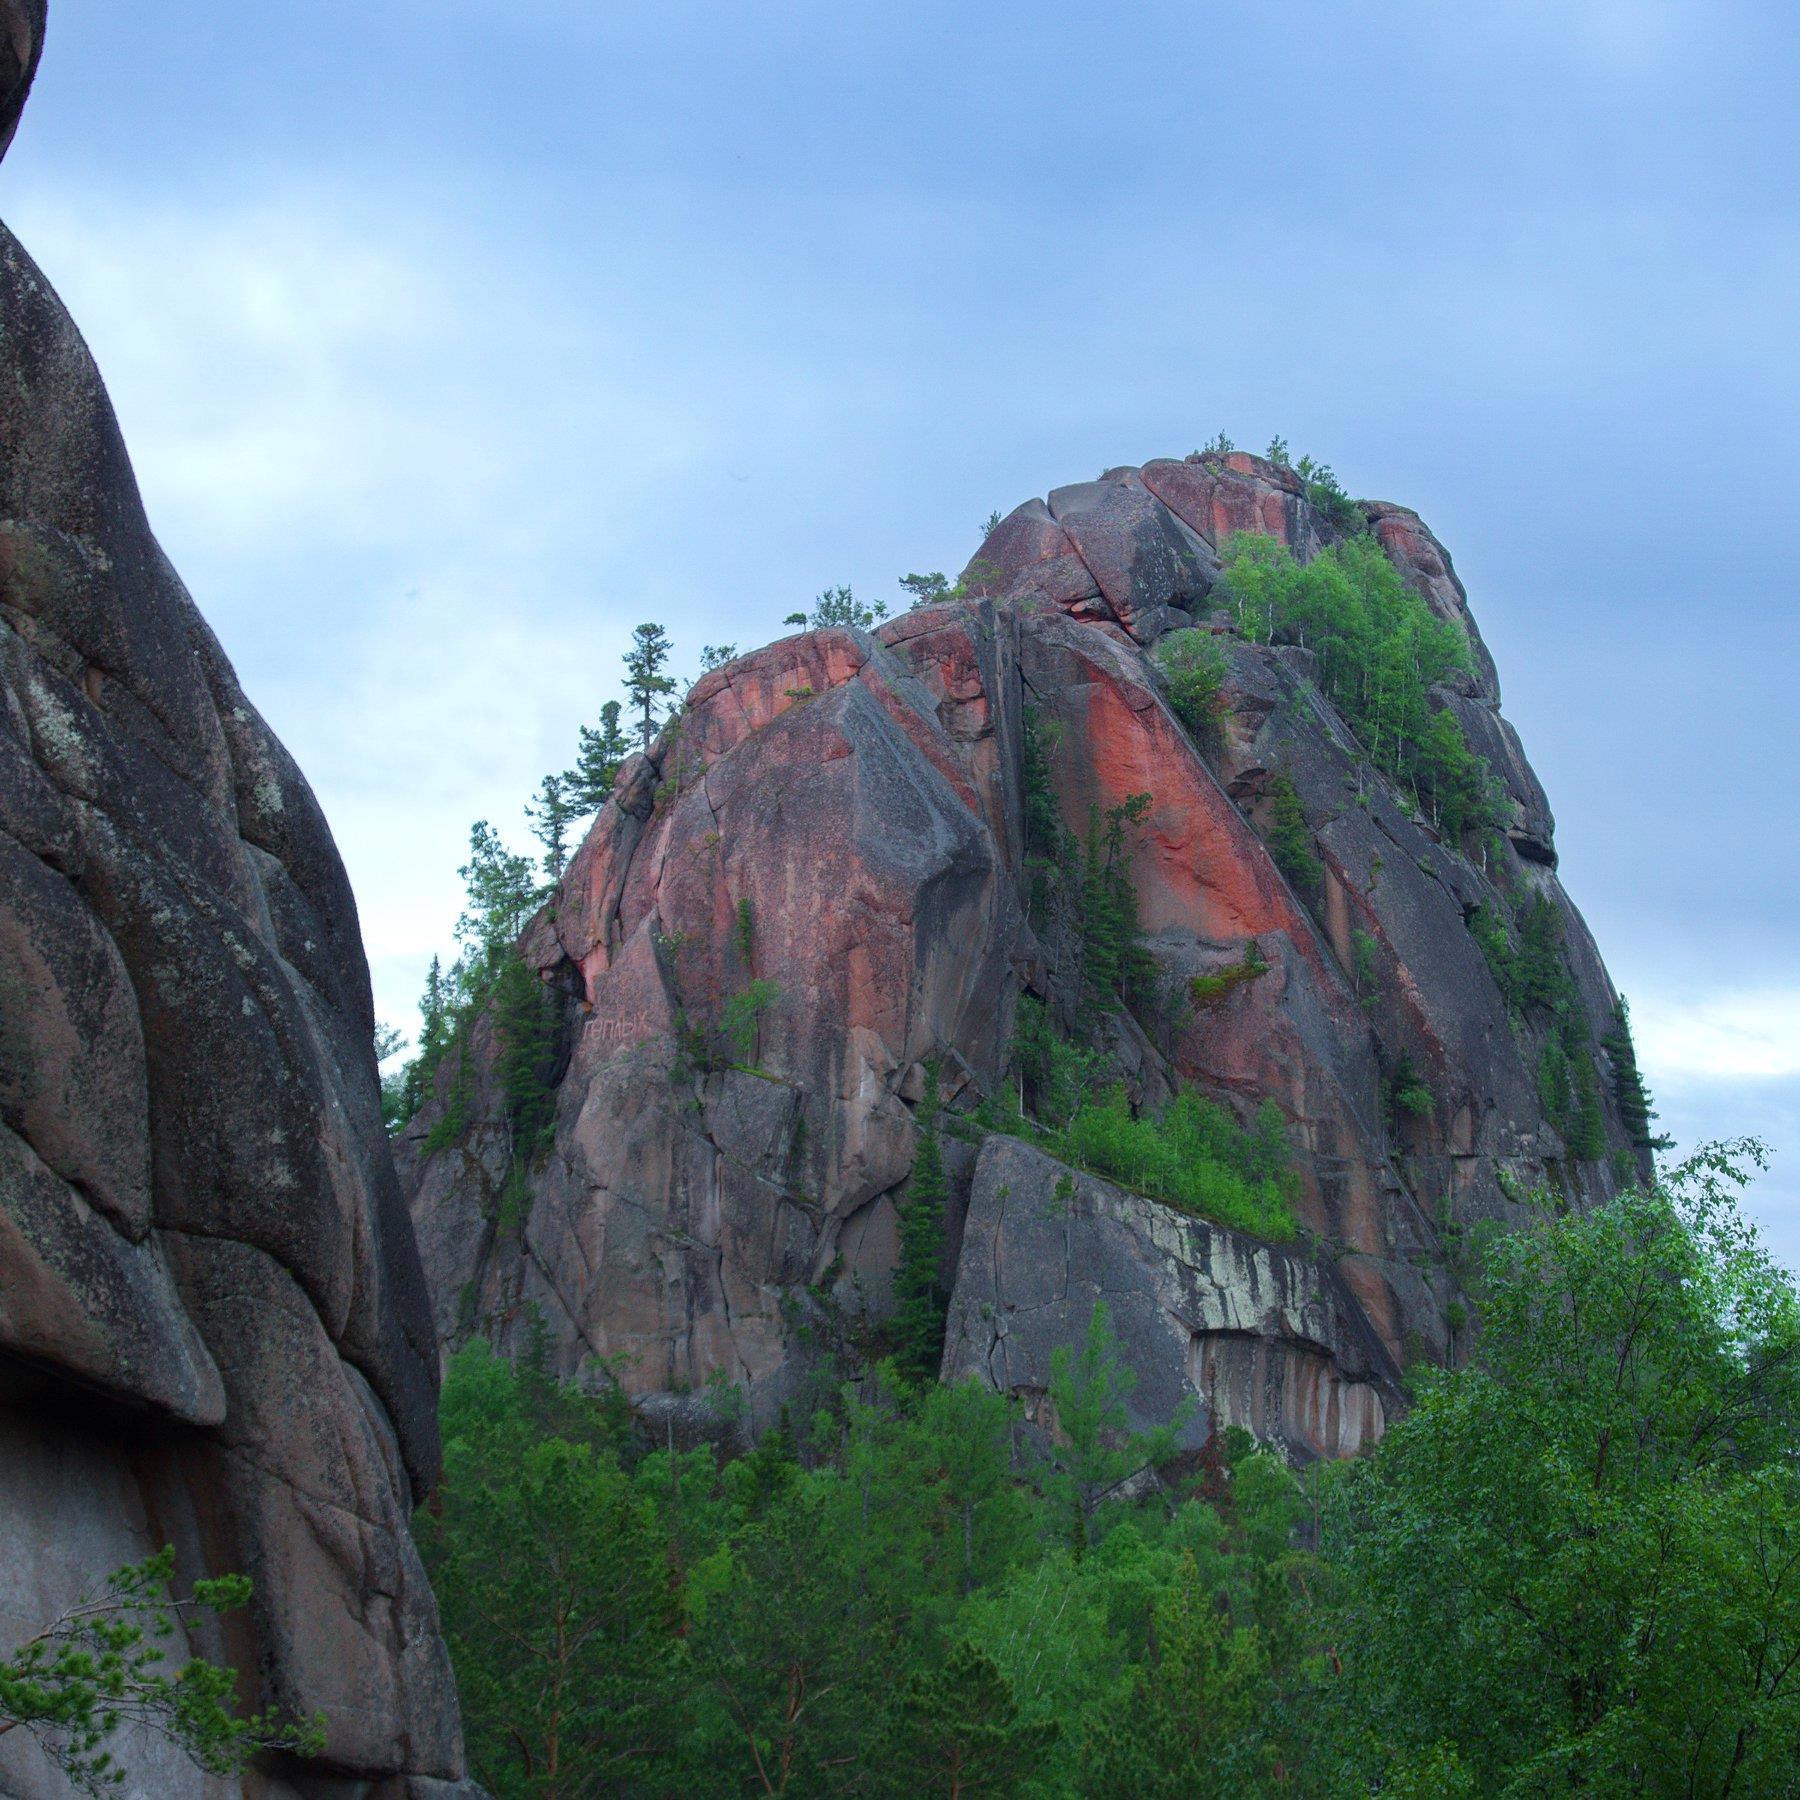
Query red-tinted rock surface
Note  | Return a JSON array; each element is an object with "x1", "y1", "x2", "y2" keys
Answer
[
  {"x1": 0, "y1": 34, "x2": 475, "y2": 1796},
  {"x1": 406, "y1": 459, "x2": 1641, "y2": 1457}
]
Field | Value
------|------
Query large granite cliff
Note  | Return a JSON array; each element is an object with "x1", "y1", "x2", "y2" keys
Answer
[
  {"x1": 0, "y1": 12, "x2": 475, "y2": 1793},
  {"x1": 403, "y1": 444, "x2": 1648, "y2": 1462}
]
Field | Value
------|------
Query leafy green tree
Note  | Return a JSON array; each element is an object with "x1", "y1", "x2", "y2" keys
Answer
[
  {"x1": 0, "y1": 1548, "x2": 323, "y2": 1794},
  {"x1": 880, "y1": 1640, "x2": 1058, "y2": 1798},
  {"x1": 1079, "y1": 1550, "x2": 1280, "y2": 1798},
  {"x1": 900, "y1": 571, "x2": 952, "y2": 607},
  {"x1": 1330, "y1": 1141, "x2": 1800, "y2": 1795},
  {"x1": 1154, "y1": 630, "x2": 1229, "y2": 746},
  {"x1": 809, "y1": 584, "x2": 887, "y2": 631},
  {"x1": 1047, "y1": 1303, "x2": 1190, "y2": 1556},
  {"x1": 565, "y1": 699, "x2": 631, "y2": 812},
  {"x1": 695, "y1": 1487, "x2": 898, "y2": 1793},
  {"x1": 624, "y1": 623, "x2": 678, "y2": 752},
  {"x1": 1266, "y1": 771, "x2": 1322, "y2": 895},
  {"x1": 893, "y1": 1069, "x2": 949, "y2": 1386},
  {"x1": 419, "y1": 1344, "x2": 686, "y2": 1797},
  {"x1": 700, "y1": 642, "x2": 738, "y2": 672},
  {"x1": 456, "y1": 821, "x2": 539, "y2": 981},
  {"x1": 719, "y1": 977, "x2": 779, "y2": 1065},
  {"x1": 524, "y1": 773, "x2": 575, "y2": 881}
]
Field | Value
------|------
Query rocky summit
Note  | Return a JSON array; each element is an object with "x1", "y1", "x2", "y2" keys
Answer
[
  {"x1": 0, "y1": 15, "x2": 477, "y2": 1795},
  {"x1": 402, "y1": 448, "x2": 1649, "y2": 1460}
]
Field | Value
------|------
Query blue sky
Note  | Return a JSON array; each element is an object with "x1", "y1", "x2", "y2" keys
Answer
[{"x1": 5, "y1": 1, "x2": 1796, "y2": 1261}]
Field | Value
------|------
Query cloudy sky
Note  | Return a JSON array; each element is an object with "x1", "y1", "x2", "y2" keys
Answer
[{"x1": 5, "y1": 1, "x2": 1795, "y2": 1261}]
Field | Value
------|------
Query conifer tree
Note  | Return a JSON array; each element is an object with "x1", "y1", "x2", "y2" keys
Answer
[
  {"x1": 565, "y1": 700, "x2": 631, "y2": 812},
  {"x1": 524, "y1": 773, "x2": 574, "y2": 881},
  {"x1": 624, "y1": 623, "x2": 677, "y2": 751},
  {"x1": 1602, "y1": 999, "x2": 1669, "y2": 1152},
  {"x1": 893, "y1": 1067, "x2": 949, "y2": 1386}
]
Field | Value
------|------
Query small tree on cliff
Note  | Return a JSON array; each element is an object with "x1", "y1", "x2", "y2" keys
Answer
[
  {"x1": 565, "y1": 699, "x2": 631, "y2": 813},
  {"x1": 456, "y1": 822, "x2": 539, "y2": 985},
  {"x1": 809, "y1": 584, "x2": 887, "y2": 631},
  {"x1": 0, "y1": 1549, "x2": 323, "y2": 1791},
  {"x1": 524, "y1": 773, "x2": 575, "y2": 882},
  {"x1": 892, "y1": 1067, "x2": 950, "y2": 1386},
  {"x1": 624, "y1": 623, "x2": 678, "y2": 752}
]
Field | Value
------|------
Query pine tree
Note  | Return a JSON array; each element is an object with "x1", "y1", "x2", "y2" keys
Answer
[
  {"x1": 524, "y1": 773, "x2": 575, "y2": 881},
  {"x1": 624, "y1": 623, "x2": 678, "y2": 752},
  {"x1": 1567, "y1": 1049, "x2": 1607, "y2": 1160},
  {"x1": 401, "y1": 954, "x2": 453, "y2": 1119},
  {"x1": 893, "y1": 1067, "x2": 949, "y2": 1386},
  {"x1": 455, "y1": 822, "x2": 539, "y2": 982},
  {"x1": 1602, "y1": 999, "x2": 1669, "y2": 1152},
  {"x1": 565, "y1": 699, "x2": 631, "y2": 812},
  {"x1": 884, "y1": 1640, "x2": 1059, "y2": 1795}
]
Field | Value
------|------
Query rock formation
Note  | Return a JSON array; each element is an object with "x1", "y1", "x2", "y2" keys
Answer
[
  {"x1": 0, "y1": 20, "x2": 475, "y2": 1795},
  {"x1": 404, "y1": 445, "x2": 1649, "y2": 1464}
]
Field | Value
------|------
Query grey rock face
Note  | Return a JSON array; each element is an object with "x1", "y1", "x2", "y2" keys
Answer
[
  {"x1": 943, "y1": 1136, "x2": 1392, "y2": 1462},
  {"x1": 0, "y1": 48, "x2": 469, "y2": 1791}
]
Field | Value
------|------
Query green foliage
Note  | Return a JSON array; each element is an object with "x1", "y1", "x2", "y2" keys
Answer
[
  {"x1": 565, "y1": 698, "x2": 632, "y2": 812},
  {"x1": 1153, "y1": 629, "x2": 1230, "y2": 746},
  {"x1": 1080, "y1": 795, "x2": 1156, "y2": 1013},
  {"x1": 1385, "y1": 1049, "x2": 1433, "y2": 1126},
  {"x1": 0, "y1": 1548, "x2": 322, "y2": 1793},
  {"x1": 719, "y1": 978, "x2": 779, "y2": 1065},
  {"x1": 624, "y1": 621, "x2": 678, "y2": 751},
  {"x1": 1266, "y1": 770, "x2": 1323, "y2": 894},
  {"x1": 523, "y1": 772, "x2": 575, "y2": 880},
  {"x1": 1187, "y1": 941, "x2": 1269, "y2": 1010},
  {"x1": 1047, "y1": 1303, "x2": 1191, "y2": 1555},
  {"x1": 732, "y1": 895, "x2": 756, "y2": 966},
  {"x1": 1603, "y1": 997, "x2": 1670, "y2": 1151},
  {"x1": 1292, "y1": 451, "x2": 1362, "y2": 532},
  {"x1": 1265, "y1": 434, "x2": 1290, "y2": 466},
  {"x1": 1196, "y1": 430, "x2": 1234, "y2": 456},
  {"x1": 433, "y1": 1152, "x2": 1796, "y2": 1795},
  {"x1": 1331, "y1": 1141, "x2": 1800, "y2": 1794},
  {"x1": 456, "y1": 820, "x2": 540, "y2": 981},
  {"x1": 892, "y1": 1067, "x2": 950, "y2": 1386},
  {"x1": 699, "y1": 642, "x2": 738, "y2": 671},
  {"x1": 419, "y1": 1344, "x2": 683, "y2": 1796},
  {"x1": 1019, "y1": 705, "x2": 1066, "y2": 922},
  {"x1": 1350, "y1": 925, "x2": 1380, "y2": 1008},
  {"x1": 1219, "y1": 533, "x2": 1504, "y2": 843},
  {"x1": 1048, "y1": 1087, "x2": 1298, "y2": 1242},
  {"x1": 493, "y1": 950, "x2": 560, "y2": 1166},
  {"x1": 883, "y1": 1640, "x2": 1060, "y2": 1795},
  {"x1": 808, "y1": 583, "x2": 888, "y2": 631},
  {"x1": 1012, "y1": 995, "x2": 1095, "y2": 1128}
]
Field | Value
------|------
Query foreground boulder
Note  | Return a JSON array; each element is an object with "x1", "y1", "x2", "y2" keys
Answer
[
  {"x1": 405, "y1": 449, "x2": 1648, "y2": 1455},
  {"x1": 0, "y1": 25, "x2": 475, "y2": 1794}
]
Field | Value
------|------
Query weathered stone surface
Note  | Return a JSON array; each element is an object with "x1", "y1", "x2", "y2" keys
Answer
[
  {"x1": 409, "y1": 443, "x2": 1641, "y2": 1462},
  {"x1": 0, "y1": 39, "x2": 469, "y2": 1791},
  {"x1": 944, "y1": 1136, "x2": 1392, "y2": 1462},
  {"x1": 0, "y1": 2, "x2": 44, "y2": 164},
  {"x1": 404, "y1": 619, "x2": 1026, "y2": 1425}
]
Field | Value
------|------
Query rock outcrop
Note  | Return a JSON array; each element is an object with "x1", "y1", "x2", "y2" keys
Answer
[
  {"x1": 404, "y1": 445, "x2": 1648, "y2": 1459},
  {"x1": 0, "y1": 25, "x2": 475, "y2": 1795}
]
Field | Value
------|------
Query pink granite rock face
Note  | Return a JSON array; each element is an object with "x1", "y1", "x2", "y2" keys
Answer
[
  {"x1": 0, "y1": 34, "x2": 475, "y2": 1794},
  {"x1": 405, "y1": 449, "x2": 1643, "y2": 1457}
]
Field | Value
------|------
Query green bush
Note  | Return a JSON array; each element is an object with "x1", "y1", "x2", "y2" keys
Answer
[
  {"x1": 1218, "y1": 534, "x2": 1504, "y2": 843},
  {"x1": 1049, "y1": 1087, "x2": 1298, "y2": 1242},
  {"x1": 1154, "y1": 631, "x2": 1230, "y2": 746},
  {"x1": 1266, "y1": 772, "x2": 1323, "y2": 895}
]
